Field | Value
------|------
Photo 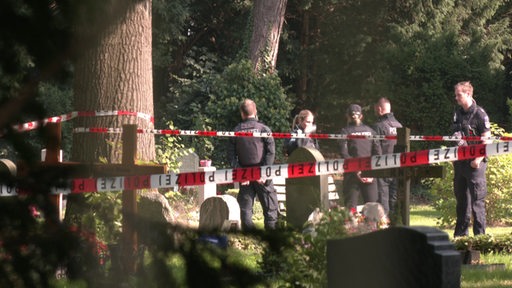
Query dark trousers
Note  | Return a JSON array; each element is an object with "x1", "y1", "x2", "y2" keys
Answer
[
  {"x1": 377, "y1": 177, "x2": 398, "y2": 215},
  {"x1": 237, "y1": 180, "x2": 278, "y2": 230},
  {"x1": 343, "y1": 173, "x2": 378, "y2": 211},
  {"x1": 453, "y1": 160, "x2": 487, "y2": 237}
]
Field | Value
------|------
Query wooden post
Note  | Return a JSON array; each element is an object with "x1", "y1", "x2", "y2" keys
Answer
[
  {"x1": 33, "y1": 123, "x2": 166, "y2": 275},
  {"x1": 121, "y1": 124, "x2": 138, "y2": 274},
  {"x1": 44, "y1": 123, "x2": 63, "y2": 221},
  {"x1": 396, "y1": 127, "x2": 411, "y2": 226},
  {"x1": 362, "y1": 127, "x2": 445, "y2": 226}
]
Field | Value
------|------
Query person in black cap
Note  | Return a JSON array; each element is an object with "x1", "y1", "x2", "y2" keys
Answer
[
  {"x1": 373, "y1": 97, "x2": 403, "y2": 216},
  {"x1": 451, "y1": 81, "x2": 491, "y2": 237},
  {"x1": 339, "y1": 104, "x2": 382, "y2": 211},
  {"x1": 228, "y1": 99, "x2": 278, "y2": 230}
]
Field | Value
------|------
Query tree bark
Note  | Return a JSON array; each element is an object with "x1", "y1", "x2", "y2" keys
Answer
[
  {"x1": 72, "y1": 0, "x2": 155, "y2": 164},
  {"x1": 249, "y1": 0, "x2": 287, "y2": 73},
  {"x1": 66, "y1": 1, "x2": 156, "y2": 232}
]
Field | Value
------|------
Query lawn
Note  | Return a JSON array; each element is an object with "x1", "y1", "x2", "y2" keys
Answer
[
  {"x1": 140, "y1": 201, "x2": 512, "y2": 287},
  {"x1": 410, "y1": 204, "x2": 512, "y2": 236}
]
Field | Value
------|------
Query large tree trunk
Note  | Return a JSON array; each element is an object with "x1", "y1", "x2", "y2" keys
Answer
[
  {"x1": 249, "y1": 0, "x2": 287, "y2": 73},
  {"x1": 66, "y1": 1, "x2": 155, "y2": 227},
  {"x1": 72, "y1": 0, "x2": 155, "y2": 163}
]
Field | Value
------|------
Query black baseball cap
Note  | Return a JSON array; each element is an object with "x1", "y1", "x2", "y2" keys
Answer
[{"x1": 346, "y1": 104, "x2": 362, "y2": 115}]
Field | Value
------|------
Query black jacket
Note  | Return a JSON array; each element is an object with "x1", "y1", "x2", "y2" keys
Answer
[
  {"x1": 228, "y1": 118, "x2": 275, "y2": 168},
  {"x1": 284, "y1": 125, "x2": 320, "y2": 156},
  {"x1": 373, "y1": 113, "x2": 403, "y2": 154},
  {"x1": 452, "y1": 101, "x2": 490, "y2": 143},
  {"x1": 340, "y1": 123, "x2": 382, "y2": 159}
]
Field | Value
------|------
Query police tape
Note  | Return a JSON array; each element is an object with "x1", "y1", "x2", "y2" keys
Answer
[
  {"x1": 73, "y1": 126, "x2": 512, "y2": 142},
  {"x1": 9, "y1": 110, "x2": 511, "y2": 142},
  {"x1": 9, "y1": 110, "x2": 154, "y2": 133},
  {"x1": 0, "y1": 141, "x2": 510, "y2": 196}
]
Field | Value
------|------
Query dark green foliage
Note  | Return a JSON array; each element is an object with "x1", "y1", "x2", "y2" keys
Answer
[
  {"x1": 165, "y1": 58, "x2": 292, "y2": 166},
  {"x1": 37, "y1": 82, "x2": 73, "y2": 159},
  {"x1": 384, "y1": 0, "x2": 511, "y2": 148},
  {"x1": 261, "y1": 207, "x2": 351, "y2": 287},
  {"x1": 204, "y1": 60, "x2": 293, "y2": 166},
  {"x1": 153, "y1": 0, "x2": 252, "y2": 129},
  {"x1": 0, "y1": 161, "x2": 106, "y2": 287},
  {"x1": 135, "y1": 223, "x2": 287, "y2": 288},
  {"x1": 0, "y1": 1, "x2": 72, "y2": 93},
  {"x1": 277, "y1": 0, "x2": 512, "y2": 157},
  {"x1": 2, "y1": 0, "x2": 512, "y2": 286},
  {"x1": 152, "y1": 0, "x2": 191, "y2": 70}
]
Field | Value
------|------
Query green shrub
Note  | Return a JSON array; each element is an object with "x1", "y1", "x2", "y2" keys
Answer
[
  {"x1": 156, "y1": 121, "x2": 194, "y2": 173},
  {"x1": 260, "y1": 207, "x2": 350, "y2": 287},
  {"x1": 204, "y1": 60, "x2": 293, "y2": 167},
  {"x1": 453, "y1": 234, "x2": 512, "y2": 254},
  {"x1": 260, "y1": 206, "x2": 390, "y2": 287},
  {"x1": 429, "y1": 162, "x2": 456, "y2": 228}
]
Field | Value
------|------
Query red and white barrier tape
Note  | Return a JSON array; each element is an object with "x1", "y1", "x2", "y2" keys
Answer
[
  {"x1": 9, "y1": 109, "x2": 509, "y2": 143},
  {"x1": 73, "y1": 127, "x2": 512, "y2": 142},
  {"x1": 9, "y1": 111, "x2": 154, "y2": 133},
  {"x1": 1, "y1": 141, "x2": 509, "y2": 196}
]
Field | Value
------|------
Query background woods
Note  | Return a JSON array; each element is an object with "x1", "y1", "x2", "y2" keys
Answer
[{"x1": 1, "y1": 0, "x2": 512, "y2": 286}]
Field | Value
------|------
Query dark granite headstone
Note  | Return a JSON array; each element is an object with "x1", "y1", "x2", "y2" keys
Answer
[
  {"x1": 286, "y1": 147, "x2": 329, "y2": 228},
  {"x1": 327, "y1": 226, "x2": 461, "y2": 288}
]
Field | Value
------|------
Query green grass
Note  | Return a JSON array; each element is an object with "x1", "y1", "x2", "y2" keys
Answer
[
  {"x1": 410, "y1": 204, "x2": 512, "y2": 237},
  {"x1": 229, "y1": 203, "x2": 512, "y2": 287},
  {"x1": 410, "y1": 205, "x2": 512, "y2": 288}
]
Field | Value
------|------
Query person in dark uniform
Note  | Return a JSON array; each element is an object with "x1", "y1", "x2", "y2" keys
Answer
[
  {"x1": 373, "y1": 97, "x2": 403, "y2": 216},
  {"x1": 228, "y1": 99, "x2": 278, "y2": 230},
  {"x1": 452, "y1": 81, "x2": 491, "y2": 237},
  {"x1": 340, "y1": 104, "x2": 382, "y2": 210},
  {"x1": 284, "y1": 109, "x2": 319, "y2": 156}
]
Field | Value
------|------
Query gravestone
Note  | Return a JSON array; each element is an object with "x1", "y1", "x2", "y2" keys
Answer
[
  {"x1": 286, "y1": 147, "x2": 329, "y2": 228},
  {"x1": 327, "y1": 226, "x2": 461, "y2": 288},
  {"x1": 178, "y1": 152, "x2": 217, "y2": 205},
  {"x1": 177, "y1": 152, "x2": 199, "y2": 173},
  {"x1": 198, "y1": 194, "x2": 241, "y2": 232},
  {"x1": 138, "y1": 191, "x2": 175, "y2": 245}
]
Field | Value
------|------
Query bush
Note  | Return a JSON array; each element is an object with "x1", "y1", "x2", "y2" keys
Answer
[
  {"x1": 156, "y1": 121, "x2": 194, "y2": 173},
  {"x1": 453, "y1": 234, "x2": 512, "y2": 254},
  {"x1": 260, "y1": 206, "x2": 390, "y2": 287},
  {"x1": 260, "y1": 208, "x2": 350, "y2": 287},
  {"x1": 204, "y1": 60, "x2": 293, "y2": 167}
]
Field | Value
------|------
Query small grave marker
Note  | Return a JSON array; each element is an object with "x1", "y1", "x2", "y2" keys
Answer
[{"x1": 199, "y1": 194, "x2": 240, "y2": 232}]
